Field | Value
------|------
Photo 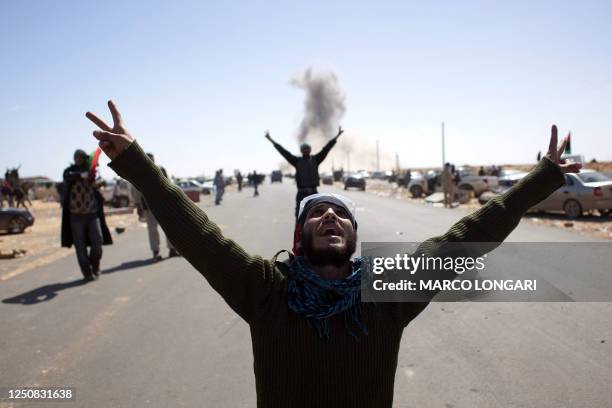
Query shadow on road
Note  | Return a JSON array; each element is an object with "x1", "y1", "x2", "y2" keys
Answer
[
  {"x1": 2, "y1": 259, "x2": 156, "y2": 306},
  {"x1": 101, "y1": 258, "x2": 156, "y2": 275},
  {"x1": 2, "y1": 279, "x2": 87, "y2": 305}
]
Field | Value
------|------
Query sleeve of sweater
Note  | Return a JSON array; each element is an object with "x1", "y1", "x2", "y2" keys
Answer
[
  {"x1": 391, "y1": 157, "x2": 565, "y2": 326},
  {"x1": 272, "y1": 142, "x2": 299, "y2": 166},
  {"x1": 314, "y1": 138, "x2": 337, "y2": 164},
  {"x1": 108, "y1": 141, "x2": 281, "y2": 323}
]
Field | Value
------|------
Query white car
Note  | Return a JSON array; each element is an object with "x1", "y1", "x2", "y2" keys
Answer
[
  {"x1": 100, "y1": 179, "x2": 134, "y2": 207},
  {"x1": 457, "y1": 167, "x2": 499, "y2": 196},
  {"x1": 176, "y1": 179, "x2": 205, "y2": 193},
  {"x1": 497, "y1": 169, "x2": 528, "y2": 190},
  {"x1": 530, "y1": 170, "x2": 612, "y2": 218}
]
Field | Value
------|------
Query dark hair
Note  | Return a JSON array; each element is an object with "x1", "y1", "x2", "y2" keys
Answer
[{"x1": 74, "y1": 149, "x2": 87, "y2": 159}]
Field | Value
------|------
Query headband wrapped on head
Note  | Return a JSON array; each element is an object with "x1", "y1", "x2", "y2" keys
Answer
[
  {"x1": 293, "y1": 193, "x2": 357, "y2": 255},
  {"x1": 297, "y1": 193, "x2": 357, "y2": 228}
]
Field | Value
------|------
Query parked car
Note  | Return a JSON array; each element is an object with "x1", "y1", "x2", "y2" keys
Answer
[
  {"x1": 0, "y1": 208, "x2": 34, "y2": 234},
  {"x1": 344, "y1": 173, "x2": 366, "y2": 191},
  {"x1": 175, "y1": 179, "x2": 202, "y2": 202},
  {"x1": 480, "y1": 169, "x2": 612, "y2": 218},
  {"x1": 321, "y1": 172, "x2": 334, "y2": 185},
  {"x1": 271, "y1": 170, "x2": 283, "y2": 183},
  {"x1": 497, "y1": 168, "x2": 528, "y2": 190},
  {"x1": 176, "y1": 179, "x2": 204, "y2": 193},
  {"x1": 332, "y1": 169, "x2": 344, "y2": 182},
  {"x1": 193, "y1": 177, "x2": 214, "y2": 194},
  {"x1": 371, "y1": 170, "x2": 393, "y2": 180},
  {"x1": 456, "y1": 167, "x2": 499, "y2": 196},
  {"x1": 355, "y1": 170, "x2": 370, "y2": 179},
  {"x1": 200, "y1": 180, "x2": 214, "y2": 195},
  {"x1": 396, "y1": 171, "x2": 438, "y2": 198},
  {"x1": 100, "y1": 179, "x2": 134, "y2": 208},
  {"x1": 530, "y1": 170, "x2": 612, "y2": 218}
]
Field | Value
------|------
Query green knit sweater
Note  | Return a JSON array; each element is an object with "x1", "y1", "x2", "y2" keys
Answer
[{"x1": 109, "y1": 142, "x2": 564, "y2": 408}]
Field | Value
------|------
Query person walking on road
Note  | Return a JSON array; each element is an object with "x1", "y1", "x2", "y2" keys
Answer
[
  {"x1": 61, "y1": 149, "x2": 112, "y2": 280},
  {"x1": 214, "y1": 169, "x2": 225, "y2": 205},
  {"x1": 236, "y1": 171, "x2": 243, "y2": 192},
  {"x1": 252, "y1": 170, "x2": 260, "y2": 197},
  {"x1": 87, "y1": 100, "x2": 579, "y2": 408},
  {"x1": 402, "y1": 169, "x2": 411, "y2": 188},
  {"x1": 441, "y1": 163, "x2": 453, "y2": 208},
  {"x1": 265, "y1": 127, "x2": 343, "y2": 218},
  {"x1": 133, "y1": 153, "x2": 179, "y2": 261}
]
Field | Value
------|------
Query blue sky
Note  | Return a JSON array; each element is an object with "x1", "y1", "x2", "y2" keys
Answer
[{"x1": 1, "y1": 0, "x2": 611, "y2": 179}]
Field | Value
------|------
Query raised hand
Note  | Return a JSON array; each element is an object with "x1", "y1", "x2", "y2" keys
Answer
[
  {"x1": 546, "y1": 125, "x2": 581, "y2": 174},
  {"x1": 335, "y1": 126, "x2": 344, "y2": 139},
  {"x1": 86, "y1": 100, "x2": 134, "y2": 160},
  {"x1": 265, "y1": 131, "x2": 274, "y2": 143}
]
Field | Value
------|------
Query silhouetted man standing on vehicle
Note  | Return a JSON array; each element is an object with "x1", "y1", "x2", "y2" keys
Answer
[{"x1": 266, "y1": 127, "x2": 344, "y2": 218}]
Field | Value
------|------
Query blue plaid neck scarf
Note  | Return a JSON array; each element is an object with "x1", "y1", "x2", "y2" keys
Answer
[{"x1": 287, "y1": 256, "x2": 368, "y2": 340}]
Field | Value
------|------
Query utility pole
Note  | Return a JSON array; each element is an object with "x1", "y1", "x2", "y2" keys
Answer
[
  {"x1": 441, "y1": 121, "x2": 446, "y2": 167},
  {"x1": 395, "y1": 152, "x2": 400, "y2": 173},
  {"x1": 376, "y1": 139, "x2": 380, "y2": 171}
]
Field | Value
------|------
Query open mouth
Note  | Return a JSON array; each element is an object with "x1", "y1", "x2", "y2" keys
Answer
[{"x1": 319, "y1": 223, "x2": 343, "y2": 238}]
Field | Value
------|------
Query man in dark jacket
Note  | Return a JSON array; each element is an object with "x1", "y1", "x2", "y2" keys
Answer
[
  {"x1": 266, "y1": 127, "x2": 343, "y2": 217},
  {"x1": 236, "y1": 171, "x2": 243, "y2": 192},
  {"x1": 61, "y1": 149, "x2": 112, "y2": 280}
]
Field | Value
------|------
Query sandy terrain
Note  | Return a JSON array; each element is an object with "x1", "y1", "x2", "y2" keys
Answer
[{"x1": 0, "y1": 201, "x2": 139, "y2": 279}]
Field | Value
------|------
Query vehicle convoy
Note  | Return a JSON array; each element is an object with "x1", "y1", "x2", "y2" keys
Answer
[{"x1": 0, "y1": 208, "x2": 34, "y2": 234}]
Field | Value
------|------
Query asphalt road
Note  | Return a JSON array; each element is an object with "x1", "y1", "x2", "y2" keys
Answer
[{"x1": 1, "y1": 181, "x2": 611, "y2": 408}]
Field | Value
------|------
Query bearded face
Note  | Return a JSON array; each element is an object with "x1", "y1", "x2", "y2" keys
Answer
[{"x1": 300, "y1": 203, "x2": 356, "y2": 267}]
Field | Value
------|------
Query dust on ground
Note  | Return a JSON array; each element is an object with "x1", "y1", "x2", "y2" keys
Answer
[{"x1": 0, "y1": 201, "x2": 140, "y2": 279}]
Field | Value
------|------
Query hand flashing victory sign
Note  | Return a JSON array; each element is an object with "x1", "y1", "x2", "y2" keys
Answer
[{"x1": 86, "y1": 100, "x2": 134, "y2": 160}]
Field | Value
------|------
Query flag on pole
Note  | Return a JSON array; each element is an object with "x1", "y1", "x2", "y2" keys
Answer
[
  {"x1": 88, "y1": 147, "x2": 102, "y2": 181},
  {"x1": 564, "y1": 132, "x2": 572, "y2": 155}
]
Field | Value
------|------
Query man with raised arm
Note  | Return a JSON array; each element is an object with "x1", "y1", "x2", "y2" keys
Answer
[
  {"x1": 265, "y1": 127, "x2": 343, "y2": 218},
  {"x1": 87, "y1": 100, "x2": 579, "y2": 408}
]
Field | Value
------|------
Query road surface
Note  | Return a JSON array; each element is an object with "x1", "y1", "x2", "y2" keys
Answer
[{"x1": 1, "y1": 181, "x2": 611, "y2": 407}]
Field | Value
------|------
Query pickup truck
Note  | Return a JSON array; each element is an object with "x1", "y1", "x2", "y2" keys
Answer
[
  {"x1": 456, "y1": 167, "x2": 498, "y2": 197},
  {"x1": 100, "y1": 179, "x2": 134, "y2": 208}
]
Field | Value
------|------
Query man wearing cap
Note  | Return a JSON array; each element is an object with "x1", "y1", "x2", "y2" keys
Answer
[
  {"x1": 265, "y1": 127, "x2": 344, "y2": 218},
  {"x1": 87, "y1": 100, "x2": 579, "y2": 408}
]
